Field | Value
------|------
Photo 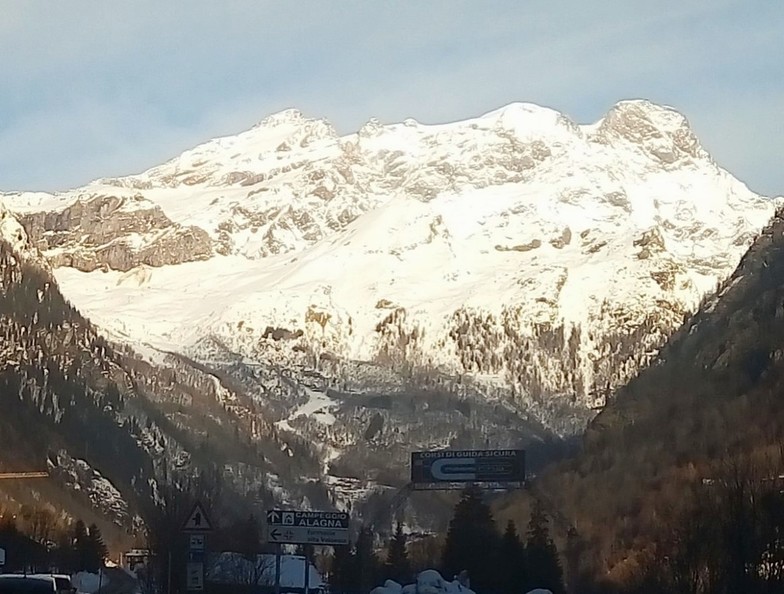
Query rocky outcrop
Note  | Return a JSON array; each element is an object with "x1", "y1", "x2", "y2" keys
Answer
[
  {"x1": 594, "y1": 100, "x2": 705, "y2": 164},
  {"x1": 16, "y1": 193, "x2": 213, "y2": 271}
]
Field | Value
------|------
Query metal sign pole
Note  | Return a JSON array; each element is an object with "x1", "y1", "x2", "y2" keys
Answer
[
  {"x1": 303, "y1": 545, "x2": 310, "y2": 594},
  {"x1": 274, "y1": 543, "x2": 282, "y2": 594}
]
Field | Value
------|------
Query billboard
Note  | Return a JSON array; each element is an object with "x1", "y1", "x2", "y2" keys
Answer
[{"x1": 410, "y1": 449, "x2": 525, "y2": 490}]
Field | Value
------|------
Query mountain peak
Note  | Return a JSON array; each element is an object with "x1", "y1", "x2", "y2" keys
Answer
[
  {"x1": 479, "y1": 101, "x2": 567, "y2": 135},
  {"x1": 234, "y1": 108, "x2": 338, "y2": 151},
  {"x1": 255, "y1": 108, "x2": 308, "y2": 128},
  {"x1": 595, "y1": 99, "x2": 704, "y2": 163},
  {"x1": 480, "y1": 101, "x2": 560, "y2": 119}
]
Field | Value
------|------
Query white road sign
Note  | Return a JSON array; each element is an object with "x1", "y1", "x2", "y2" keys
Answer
[
  {"x1": 266, "y1": 510, "x2": 349, "y2": 545},
  {"x1": 266, "y1": 510, "x2": 349, "y2": 528},
  {"x1": 186, "y1": 562, "x2": 204, "y2": 591},
  {"x1": 267, "y1": 525, "x2": 349, "y2": 546}
]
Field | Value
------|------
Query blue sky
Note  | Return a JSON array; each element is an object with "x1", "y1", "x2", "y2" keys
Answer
[{"x1": 1, "y1": 0, "x2": 782, "y2": 195}]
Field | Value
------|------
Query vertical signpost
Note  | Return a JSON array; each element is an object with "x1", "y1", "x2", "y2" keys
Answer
[
  {"x1": 274, "y1": 543, "x2": 282, "y2": 594},
  {"x1": 303, "y1": 546, "x2": 310, "y2": 594},
  {"x1": 182, "y1": 502, "x2": 213, "y2": 593}
]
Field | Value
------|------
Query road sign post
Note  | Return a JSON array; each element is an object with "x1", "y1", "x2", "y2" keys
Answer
[
  {"x1": 182, "y1": 502, "x2": 213, "y2": 592},
  {"x1": 274, "y1": 543, "x2": 282, "y2": 594},
  {"x1": 410, "y1": 449, "x2": 526, "y2": 490},
  {"x1": 265, "y1": 510, "x2": 349, "y2": 546},
  {"x1": 303, "y1": 545, "x2": 310, "y2": 594}
]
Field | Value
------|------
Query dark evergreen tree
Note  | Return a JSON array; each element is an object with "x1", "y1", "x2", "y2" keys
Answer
[
  {"x1": 499, "y1": 520, "x2": 526, "y2": 594},
  {"x1": 356, "y1": 525, "x2": 381, "y2": 594},
  {"x1": 234, "y1": 515, "x2": 264, "y2": 585},
  {"x1": 85, "y1": 523, "x2": 108, "y2": 572},
  {"x1": 525, "y1": 500, "x2": 565, "y2": 594},
  {"x1": 236, "y1": 514, "x2": 261, "y2": 557},
  {"x1": 442, "y1": 486, "x2": 500, "y2": 592},
  {"x1": 329, "y1": 544, "x2": 357, "y2": 594},
  {"x1": 0, "y1": 516, "x2": 49, "y2": 573},
  {"x1": 72, "y1": 520, "x2": 89, "y2": 571},
  {"x1": 385, "y1": 522, "x2": 411, "y2": 584}
]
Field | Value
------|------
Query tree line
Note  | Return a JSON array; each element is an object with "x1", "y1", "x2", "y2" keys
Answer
[
  {"x1": 136, "y1": 482, "x2": 566, "y2": 594},
  {"x1": 329, "y1": 486, "x2": 565, "y2": 594},
  {"x1": 617, "y1": 452, "x2": 784, "y2": 594},
  {"x1": 0, "y1": 515, "x2": 107, "y2": 574}
]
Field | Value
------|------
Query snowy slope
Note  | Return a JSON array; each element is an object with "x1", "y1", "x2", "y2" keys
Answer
[{"x1": 3, "y1": 100, "x2": 781, "y2": 429}]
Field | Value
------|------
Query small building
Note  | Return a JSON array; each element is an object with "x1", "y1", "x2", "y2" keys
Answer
[{"x1": 120, "y1": 549, "x2": 152, "y2": 573}]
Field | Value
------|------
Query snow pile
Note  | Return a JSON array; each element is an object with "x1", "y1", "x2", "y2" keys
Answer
[
  {"x1": 374, "y1": 570, "x2": 475, "y2": 594},
  {"x1": 372, "y1": 570, "x2": 554, "y2": 594},
  {"x1": 370, "y1": 579, "x2": 405, "y2": 594}
]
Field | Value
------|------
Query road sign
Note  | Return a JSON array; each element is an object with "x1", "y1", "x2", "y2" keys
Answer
[
  {"x1": 267, "y1": 510, "x2": 349, "y2": 529},
  {"x1": 189, "y1": 534, "x2": 206, "y2": 551},
  {"x1": 0, "y1": 547, "x2": 5, "y2": 566},
  {"x1": 266, "y1": 510, "x2": 349, "y2": 545},
  {"x1": 182, "y1": 502, "x2": 213, "y2": 532},
  {"x1": 267, "y1": 525, "x2": 349, "y2": 546},
  {"x1": 186, "y1": 562, "x2": 204, "y2": 591},
  {"x1": 410, "y1": 449, "x2": 525, "y2": 489}
]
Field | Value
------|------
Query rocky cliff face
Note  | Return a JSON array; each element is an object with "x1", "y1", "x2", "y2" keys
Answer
[{"x1": 7, "y1": 192, "x2": 213, "y2": 272}]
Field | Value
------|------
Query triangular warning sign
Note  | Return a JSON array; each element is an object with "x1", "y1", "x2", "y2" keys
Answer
[{"x1": 182, "y1": 502, "x2": 213, "y2": 532}]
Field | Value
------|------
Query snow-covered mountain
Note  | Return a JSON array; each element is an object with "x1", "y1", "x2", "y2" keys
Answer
[{"x1": 2, "y1": 100, "x2": 779, "y2": 438}]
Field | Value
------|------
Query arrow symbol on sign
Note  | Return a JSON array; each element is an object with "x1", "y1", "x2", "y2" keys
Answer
[
  {"x1": 270, "y1": 528, "x2": 281, "y2": 541},
  {"x1": 267, "y1": 510, "x2": 280, "y2": 524}
]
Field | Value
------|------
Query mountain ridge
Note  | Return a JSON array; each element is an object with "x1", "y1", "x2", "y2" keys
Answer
[
  {"x1": 3, "y1": 99, "x2": 777, "y2": 427},
  {"x1": 1, "y1": 99, "x2": 781, "y2": 521}
]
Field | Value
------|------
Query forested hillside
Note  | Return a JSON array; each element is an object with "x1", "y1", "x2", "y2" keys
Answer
[
  {"x1": 0, "y1": 237, "x2": 326, "y2": 550},
  {"x1": 498, "y1": 208, "x2": 784, "y2": 592}
]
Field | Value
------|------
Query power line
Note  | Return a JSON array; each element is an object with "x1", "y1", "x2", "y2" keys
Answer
[{"x1": 0, "y1": 471, "x2": 49, "y2": 480}]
